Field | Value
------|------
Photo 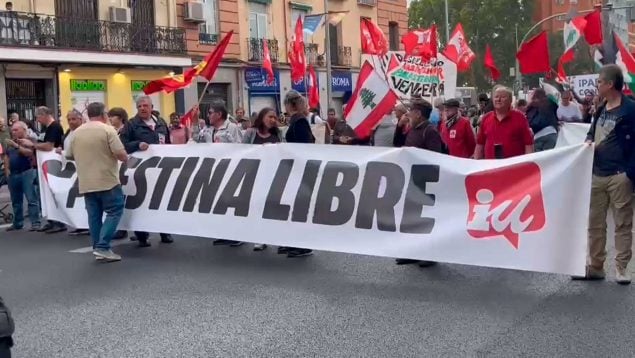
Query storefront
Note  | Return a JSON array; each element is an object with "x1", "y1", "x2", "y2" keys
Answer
[
  {"x1": 330, "y1": 71, "x2": 353, "y2": 117},
  {"x1": 58, "y1": 68, "x2": 176, "y2": 125},
  {"x1": 245, "y1": 67, "x2": 281, "y2": 116}
]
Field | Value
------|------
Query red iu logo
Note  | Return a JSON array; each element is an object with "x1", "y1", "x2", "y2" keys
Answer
[{"x1": 465, "y1": 162, "x2": 546, "y2": 249}]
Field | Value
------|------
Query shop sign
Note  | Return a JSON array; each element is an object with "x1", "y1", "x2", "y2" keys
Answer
[
  {"x1": 70, "y1": 79, "x2": 106, "y2": 92},
  {"x1": 131, "y1": 80, "x2": 151, "y2": 92},
  {"x1": 245, "y1": 68, "x2": 279, "y2": 93},
  {"x1": 331, "y1": 71, "x2": 352, "y2": 92}
]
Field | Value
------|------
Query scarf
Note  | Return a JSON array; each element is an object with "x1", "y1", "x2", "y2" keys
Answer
[{"x1": 445, "y1": 113, "x2": 459, "y2": 129}]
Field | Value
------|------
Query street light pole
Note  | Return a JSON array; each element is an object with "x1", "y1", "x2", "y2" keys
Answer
[
  {"x1": 323, "y1": 0, "x2": 332, "y2": 111},
  {"x1": 444, "y1": 0, "x2": 450, "y2": 42}
]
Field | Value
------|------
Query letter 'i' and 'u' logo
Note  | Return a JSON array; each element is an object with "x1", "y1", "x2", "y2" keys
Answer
[{"x1": 465, "y1": 162, "x2": 546, "y2": 249}]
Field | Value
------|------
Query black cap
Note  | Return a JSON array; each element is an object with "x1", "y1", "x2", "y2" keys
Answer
[{"x1": 443, "y1": 98, "x2": 461, "y2": 108}]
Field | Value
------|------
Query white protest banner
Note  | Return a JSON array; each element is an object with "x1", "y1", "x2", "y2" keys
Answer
[
  {"x1": 362, "y1": 52, "x2": 457, "y2": 101},
  {"x1": 569, "y1": 74, "x2": 598, "y2": 97},
  {"x1": 37, "y1": 143, "x2": 592, "y2": 275},
  {"x1": 556, "y1": 122, "x2": 591, "y2": 148}
]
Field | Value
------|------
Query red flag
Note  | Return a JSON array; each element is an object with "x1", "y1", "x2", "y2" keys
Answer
[
  {"x1": 180, "y1": 105, "x2": 199, "y2": 128},
  {"x1": 289, "y1": 17, "x2": 306, "y2": 83},
  {"x1": 307, "y1": 65, "x2": 319, "y2": 109},
  {"x1": 262, "y1": 39, "x2": 274, "y2": 84},
  {"x1": 402, "y1": 25, "x2": 438, "y2": 60},
  {"x1": 557, "y1": 49, "x2": 575, "y2": 83},
  {"x1": 484, "y1": 44, "x2": 500, "y2": 81},
  {"x1": 583, "y1": 9, "x2": 603, "y2": 45},
  {"x1": 360, "y1": 18, "x2": 388, "y2": 56},
  {"x1": 143, "y1": 30, "x2": 234, "y2": 95},
  {"x1": 442, "y1": 23, "x2": 475, "y2": 72},
  {"x1": 516, "y1": 31, "x2": 550, "y2": 75},
  {"x1": 193, "y1": 30, "x2": 234, "y2": 81}
]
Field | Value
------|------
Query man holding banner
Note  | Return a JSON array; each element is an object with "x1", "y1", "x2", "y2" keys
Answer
[{"x1": 577, "y1": 65, "x2": 635, "y2": 284}]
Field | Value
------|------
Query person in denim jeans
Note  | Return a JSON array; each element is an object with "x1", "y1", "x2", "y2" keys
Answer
[
  {"x1": 66, "y1": 102, "x2": 128, "y2": 262},
  {"x1": 2, "y1": 121, "x2": 40, "y2": 231}
]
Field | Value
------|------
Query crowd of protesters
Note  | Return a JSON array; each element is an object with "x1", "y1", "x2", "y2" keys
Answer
[{"x1": 0, "y1": 64, "x2": 633, "y2": 286}]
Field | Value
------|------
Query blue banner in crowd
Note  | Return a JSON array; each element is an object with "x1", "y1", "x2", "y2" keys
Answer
[{"x1": 245, "y1": 67, "x2": 280, "y2": 93}]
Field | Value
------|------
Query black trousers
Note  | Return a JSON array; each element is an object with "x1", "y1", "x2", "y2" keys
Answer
[{"x1": 0, "y1": 338, "x2": 12, "y2": 358}]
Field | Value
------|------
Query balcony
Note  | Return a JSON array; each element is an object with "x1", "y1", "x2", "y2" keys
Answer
[
  {"x1": 0, "y1": 11, "x2": 186, "y2": 55},
  {"x1": 247, "y1": 38, "x2": 279, "y2": 63},
  {"x1": 306, "y1": 43, "x2": 319, "y2": 66},
  {"x1": 357, "y1": 0, "x2": 377, "y2": 6},
  {"x1": 330, "y1": 46, "x2": 352, "y2": 67},
  {"x1": 199, "y1": 32, "x2": 218, "y2": 46}
]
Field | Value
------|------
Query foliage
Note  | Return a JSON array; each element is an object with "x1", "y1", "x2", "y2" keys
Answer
[{"x1": 407, "y1": 0, "x2": 598, "y2": 92}]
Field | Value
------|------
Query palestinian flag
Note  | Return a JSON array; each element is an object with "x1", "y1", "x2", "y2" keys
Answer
[
  {"x1": 611, "y1": 32, "x2": 635, "y2": 92},
  {"x1": 541, "y1": 81, "x2": 562, "y2": 105},
  {"x1": 593, "y1": 48, "x2": 603, "y2": 70},
  {"x1": 344, "y1": 60, "x2": 398, "y2": 139}
]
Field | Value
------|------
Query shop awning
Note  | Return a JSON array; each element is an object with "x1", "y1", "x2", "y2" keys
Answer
[{"x1": 0, "y1": 48, "x2": 192, "y2": 67}]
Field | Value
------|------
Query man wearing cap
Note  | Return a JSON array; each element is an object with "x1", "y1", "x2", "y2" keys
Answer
[{"x1": 440, "y1": 98, "x2": 476, "y2": 158}]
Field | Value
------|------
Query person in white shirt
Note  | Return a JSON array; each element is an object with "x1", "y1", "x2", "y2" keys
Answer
[{"x1": 557, "y1": 90, "x2": 583, "y2": 122}]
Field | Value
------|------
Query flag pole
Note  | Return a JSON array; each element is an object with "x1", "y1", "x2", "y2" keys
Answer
[{"x1": 323, "y1": 0, "x2": 333, "y2": 112}]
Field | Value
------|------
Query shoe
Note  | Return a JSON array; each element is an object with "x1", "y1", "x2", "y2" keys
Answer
[
  {"x1": 29, "y1": 226, "x2": 40, "y2": 232},
  {"x1": 5, "y1": 226, "x2": 22, "y2": 232},
  {"x1": 113, "y1": 231, "x2": 128, "y2": 240},
  {"x1": 37, "y1": 223, "x2": 53, "y2": 232},
  {"x1": 287, "y1": 249, "x2": 313, "y2": 258},
  {"x1": 93, "y1": 249, "x2": 122, "y2": 262},
  {"x1": 418, "y1": 260, "x2": 438, "y2": 268},
  {"x1": 69, "y1": 229, "x2": 89, "y2": 236},
  {"x1": 137, "y1": 238, "x2": 151, "y2": 248},
  {"x1": 254, "y1": 244, "x2": 267, "y2": 251},
  {"x1": 160, "y1": 234, "x2": 174, "y2": 244},
  {"x1": 277, "y1": 247, "x2": 290, "y2": 255},
  {"x1": 228, "y1": 241, "x2": 244, "y2": 247},
  {"x1": 616, "y1": 267, "x2": 631, "y2": 285},
  {"x1": 213, "y1": 239, "x2": 232, "y2": 246},
  {"x1": 571, "y1": 266, "x2": 606, "y2": 281},
  {"x1": 395, "y1": 258, "x2": 420, "y2": 265},
  {"x1": 129, "y1": 235, "x2": 138, "y2": 241},
  {"x1": 45, "y1": 226, "x2": 67, "y2": 234}
]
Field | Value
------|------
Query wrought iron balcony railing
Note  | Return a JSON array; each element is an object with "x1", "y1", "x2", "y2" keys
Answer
[
  {"x1": 330, "y1": 46, "x2": 352, "y2": 67},
  {"x1": 247, "y1": 38, "x2": 279, "y2": 63},
  {"x1": 358, "y1": 0, "x2": 377, "y2": 6},
  {"x1": 0, "y1": 11, "x2": 186, "y2": 55}
]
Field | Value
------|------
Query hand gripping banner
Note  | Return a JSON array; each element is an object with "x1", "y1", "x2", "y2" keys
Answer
[{"x1": 37, "y1": 144, "x2": 593, "y2": 275}]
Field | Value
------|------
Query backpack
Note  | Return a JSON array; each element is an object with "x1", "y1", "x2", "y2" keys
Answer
[
  {"x1": 0, "y1": 296, "x2": 14, "y2": 338},
  {"x1": 422, "y1": 122, "x2": 449, "y2": 154}
]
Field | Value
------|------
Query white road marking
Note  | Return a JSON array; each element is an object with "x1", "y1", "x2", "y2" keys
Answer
[{"x1": 69, "y1": 240, "x2": 134, "y2": 253}]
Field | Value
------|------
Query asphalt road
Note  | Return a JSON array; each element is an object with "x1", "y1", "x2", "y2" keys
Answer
[{"x1": 1, "y1": 223, "x2": 635, "y2": 357}]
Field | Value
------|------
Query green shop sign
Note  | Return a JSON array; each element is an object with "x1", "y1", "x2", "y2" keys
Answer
[
  {"x1": 131, "y1": 80, "x2": 151, "y2": 92},
  {"x1": 70, "y1": 79, "x2": 107, "y2": 92}
]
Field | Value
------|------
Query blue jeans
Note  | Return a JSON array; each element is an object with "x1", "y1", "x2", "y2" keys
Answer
[
  {"x1": 7, "y1": 169, "x2": 40, "y2": 229},
  {"x1": 84, "y1": 185, "x2": 125, "y2": 251}
]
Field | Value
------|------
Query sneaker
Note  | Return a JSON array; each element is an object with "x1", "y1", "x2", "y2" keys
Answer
[
  {"x1": 69, "y1": 229, "x2": 89, "y2": 236},
  {"x1": 160, "y1": 234, "x2": 174, "y2": 244},
  {"x1": 29, "y1": 226, "x2": 40, "y2": 232},
  {"x1": 93, "y1": 249, "x2": 122, "y2": 262},
  {"x1": 137, "y1": 238, "x2": 151, "y2": 248},
  {"x1": 395, "y1": 258, "x2": 420, "y2": 265},
  {"x1": 45, "y1": 226, "x2": 67, "y2": 234},
  {"x1": 113, "y1": 231, "x2": 128, "y2": 240},
  {"x1": 418, "y1": 260, "x2": 438, "y2": 268},
  {"x1": 616, "y1": 267, "x2": 631, "y2": 285},
  {"x1": 37, "y1": 223, "x2": 53, "y2": 232},
  {"x1": 287, "y1": 248, "x2": 313, "y2": 258},
  {"x1": 228, "y1": 241, "x2": 244, "y2": 247},
  {"x1": 253, "y1": 244, "x2": 267, "y2": 251},
  {"x1": 213, "y1": 239, "x2": 232, "y2": 246},
  {"x1": 277, "y1": 246, "x2": 290, "y2": 255},
  {"x1": 5, "y1": 226, "x2": 22, "y2": 232},
  {"x1": 571, "y1": 266, "x2": 606, "y2": 281}
]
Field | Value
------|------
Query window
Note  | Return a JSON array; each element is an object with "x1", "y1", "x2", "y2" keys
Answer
[
  {"x1": 199, "y1": 0, "x2": 218, "y2": 35},
  {"x1": 389, "y1": 22, "x2": 399, "y2": 51},
  {"x1": 291, "y1": 8, "x2": 309, "y2": 42},
  {"x1": 249, "y1": 3, "x2": 268, "y2": 39}
]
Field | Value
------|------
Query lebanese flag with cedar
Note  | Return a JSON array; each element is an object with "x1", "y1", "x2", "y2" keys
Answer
[
  {"x1": 442, "y1": 23, "x2": 475, "y2": 72},
  {"x1": 344, "y1": 61, "x2": 398, "y2": 139},
  {"x1": 402, "y1": 24, "x2": 438, "y2": 60},
  {"x1": 307, "y1": 65, "x2": 319, "y2": 109},
  {"x1": 563, "y1": 16, "x2": 587, "y2": 53}
]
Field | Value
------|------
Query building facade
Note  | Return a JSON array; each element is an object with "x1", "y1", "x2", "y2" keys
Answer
[
  {"x1": 178, "y1": 0, "x2": 408, "y2": 118},
  {"x1": 0, "y1": 0, "x2": 190, "y2": 126}
]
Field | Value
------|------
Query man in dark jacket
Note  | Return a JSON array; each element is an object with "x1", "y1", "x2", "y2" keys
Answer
[
  {"x1": 574, "y1": 64, "x2": 635, "y2": 284},
  {"x1": 392, "y1": 99, "x2": 443, "y2": 268},
  {"x1": 120, "y1": 95, "x2": 173, "y2": 247},
  {"x1": 526, "y1": 88, "x2": 559, "y2": 152}
]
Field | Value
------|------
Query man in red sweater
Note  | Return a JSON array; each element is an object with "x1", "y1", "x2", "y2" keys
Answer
[{"x1": 440, "y1": 98, "x2": 476, "y2": 158}]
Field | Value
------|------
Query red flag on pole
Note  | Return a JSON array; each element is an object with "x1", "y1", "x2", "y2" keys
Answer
[
  {"x1": 307, "y1": 65, "x2": 319, "y2": 109},
  {"x1": 583, "y1": 9, "x2": 603, "y2": 45},
  {"x1": 484, "y1": 44, "x2": 500, "y2": 81},
  {"x1": 360, "y1": 18, "x2": 388, "y2": 56},
  {"x1": 557, "y1": 49, "x2": 575, "y2": 84},
  {"x1": 193, "y1": 30, "x2": 234, "y2": 81},
  {"x1": 262, "y1": 39, "x2": 274, "y2": 84},
  {"x1": 402, "y1": 25, "x2": 438, "y2": 60},
  {"x1": 516, "y1": 31, "x2": 551, "y2": 75},
  {"x1": 442, "y1": 23, "x2": 475, "y2": 72},
  {"x1": 289, "y1": 17, "x2": 306, "y2": 83}
]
